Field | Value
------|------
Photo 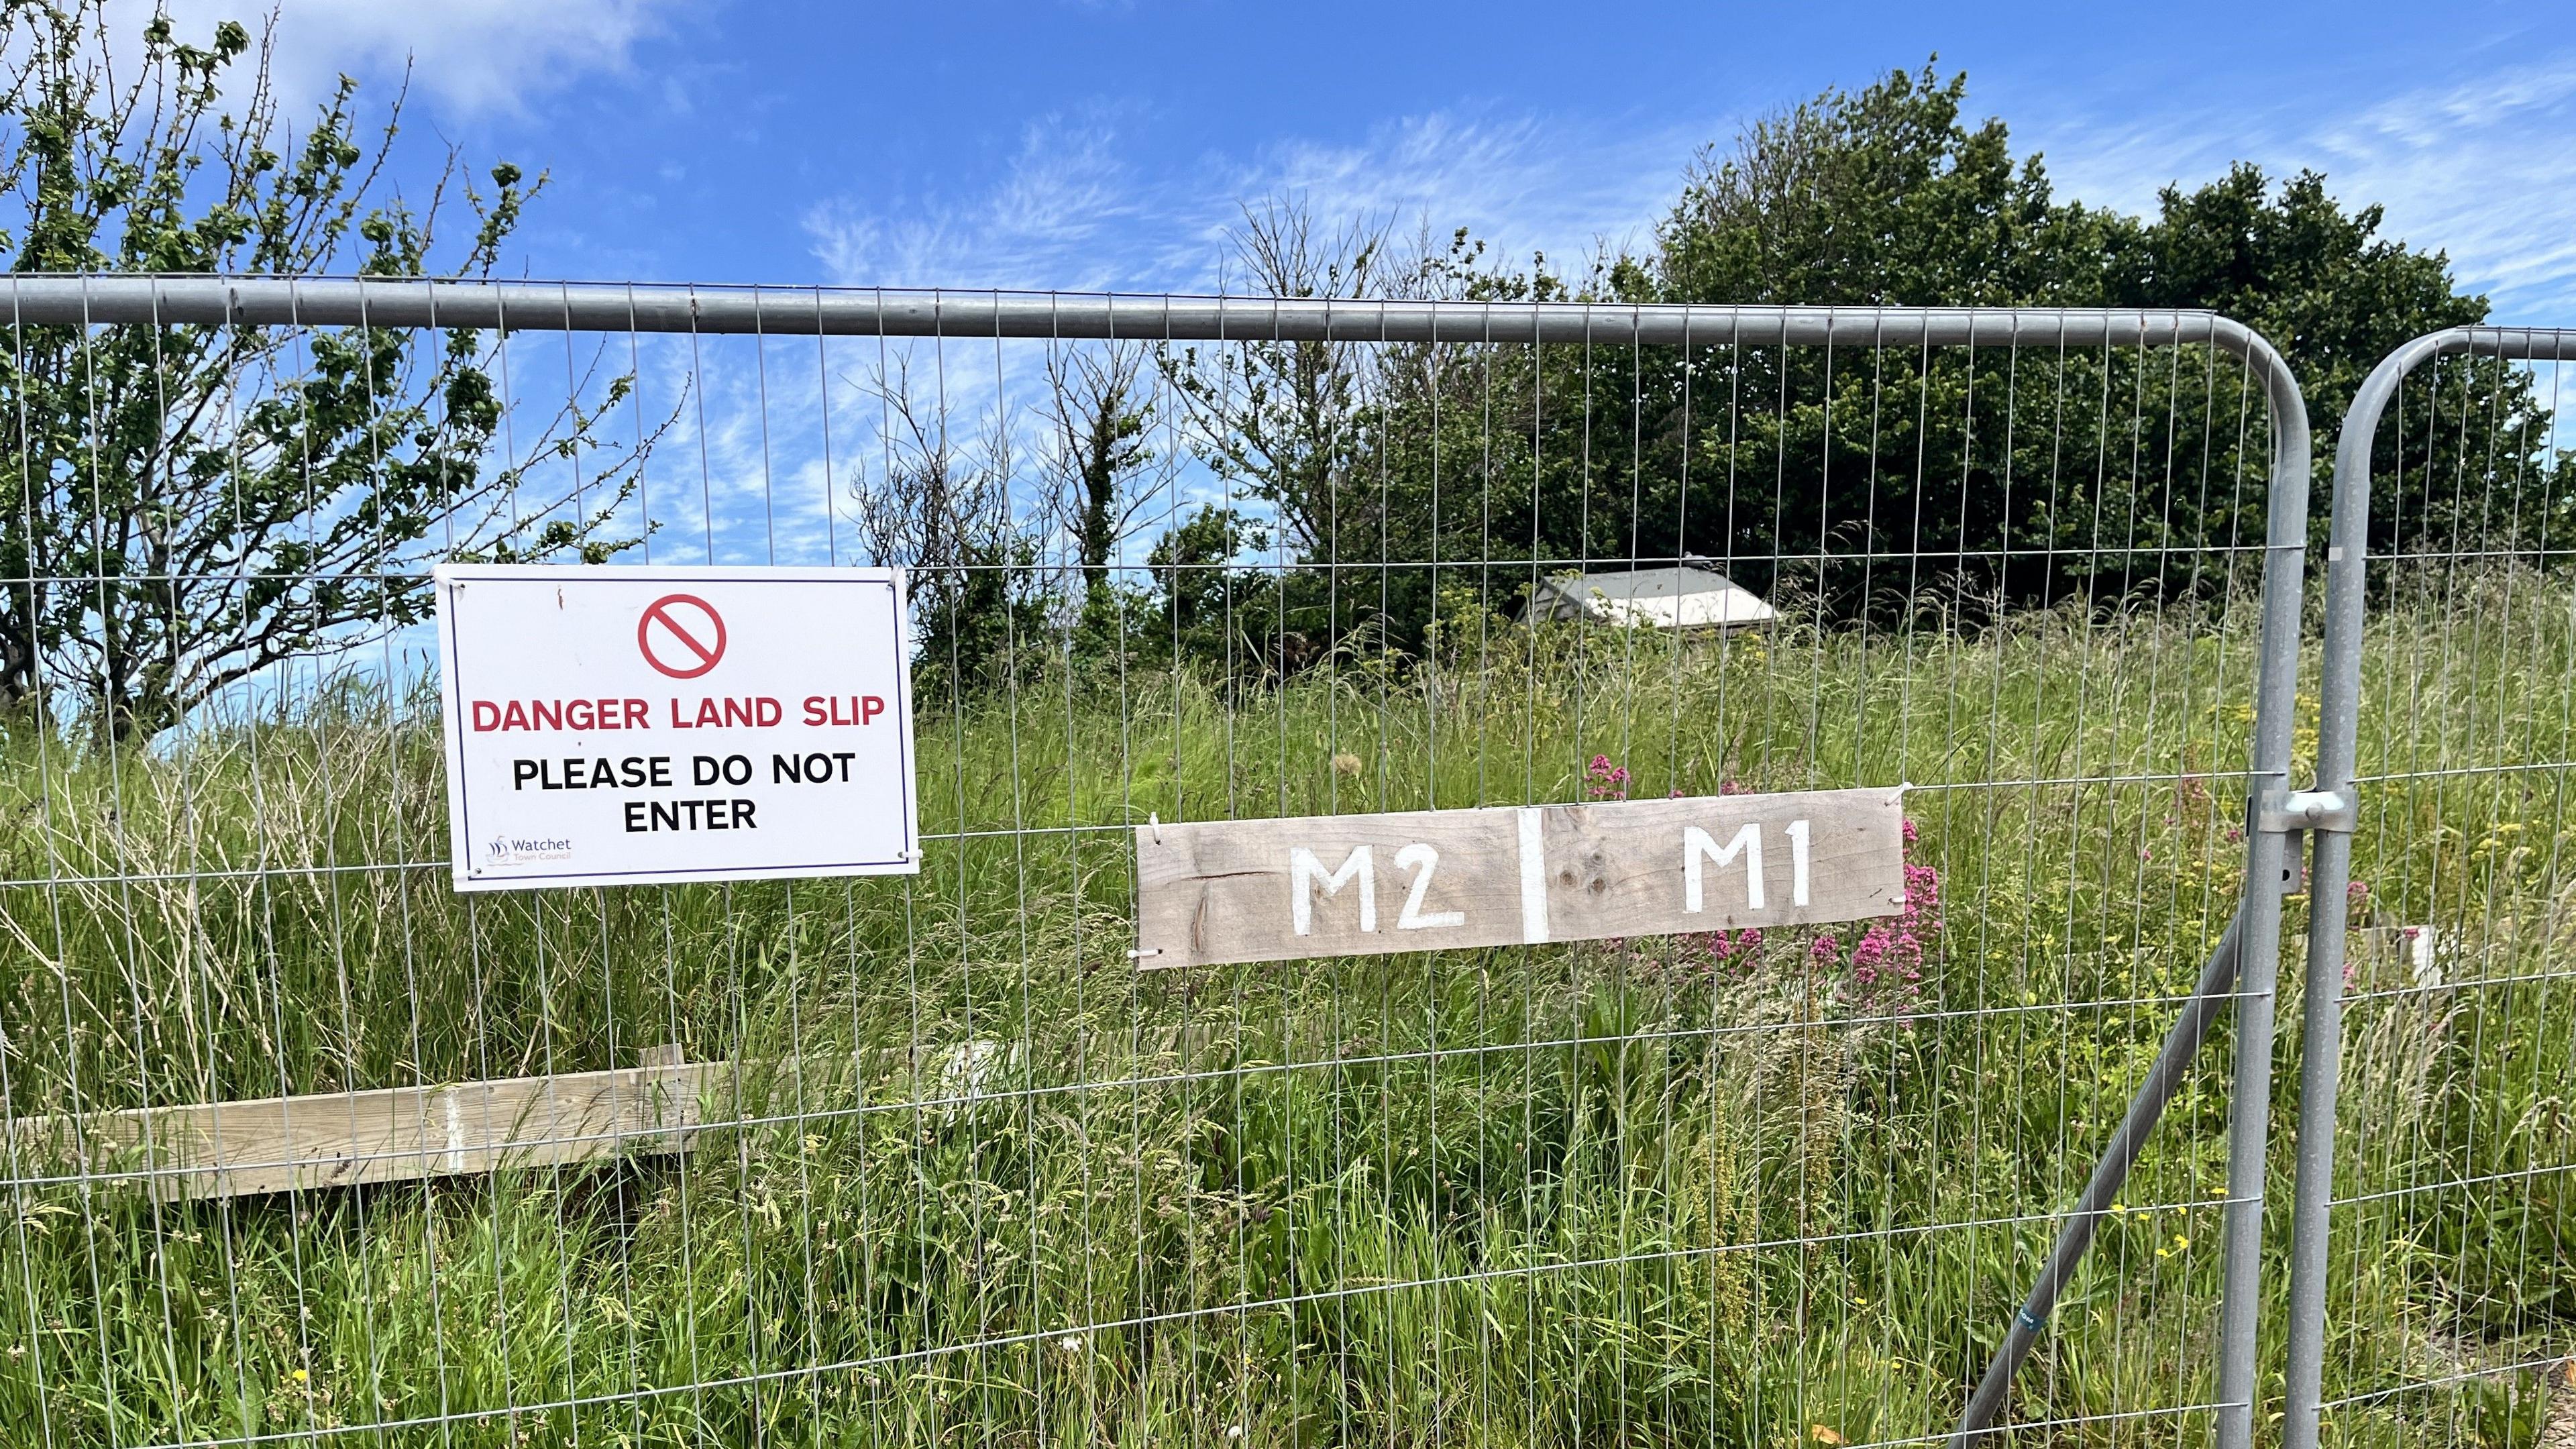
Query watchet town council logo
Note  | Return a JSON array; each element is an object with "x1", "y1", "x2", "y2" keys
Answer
[{"x1": 486, "y1": 833, "x2": 575, "y2": 866}]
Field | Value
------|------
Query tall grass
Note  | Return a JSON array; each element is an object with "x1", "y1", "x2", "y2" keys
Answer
[{"x1": 0, "y1": 576, "x2": 2563, "y2": 1446}]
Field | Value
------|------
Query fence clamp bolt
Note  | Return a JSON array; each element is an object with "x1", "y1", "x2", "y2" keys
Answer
[{"x1": 2257, "y1": 789, "x2": 2357, "y2": 835}]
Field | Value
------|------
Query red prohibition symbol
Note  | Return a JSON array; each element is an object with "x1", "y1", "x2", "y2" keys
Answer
[{"x1": 637, "y1": 594, "x2": 727, "y2": 680}]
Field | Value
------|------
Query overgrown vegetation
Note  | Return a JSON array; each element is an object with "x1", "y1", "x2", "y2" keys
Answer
[
  {"x1": 0, "y1": 580, "x2": 2565, "y2": 1446},
  {"x1": 894, "y1": 66, "x2": 2567, "y2": 688}
]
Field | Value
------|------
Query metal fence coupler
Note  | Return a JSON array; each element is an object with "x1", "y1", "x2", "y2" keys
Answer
[
  {"x1": 2255, "y1": 790, "x2": 2355, "y2": 898},
  {"x1": 2255, "y1": 789, "x2": 2357, "y2": 835}
]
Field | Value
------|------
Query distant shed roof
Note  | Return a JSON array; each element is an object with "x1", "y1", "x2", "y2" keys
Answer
[{"x1": 1528, "y1": 566, "x2": 1777, "y2": 631}]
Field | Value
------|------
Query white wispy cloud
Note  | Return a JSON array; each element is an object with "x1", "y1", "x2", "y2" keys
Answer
[
  {"x1": 127, "y1": 0, "x2": 691, "y2": 116},
  {"x1": 806, "y1": 106, "x2": 1148, "y2": 292},
  {"x1": 2312, "y1": 55, "x2": 2576, "y2": 318},
  {"x1": 805, "y1": 102, "x2": 1706, "y2": 294},
  {"x1": 1205, "y1": 109, "x2": 1690, "y2": 279},
  {"x1": 2027, "y1": 50, "x2": 2576, "y2": 324}
]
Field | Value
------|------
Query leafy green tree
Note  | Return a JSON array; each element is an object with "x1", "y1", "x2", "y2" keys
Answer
[
  {"x1": 2109, "y1": 163, "x2": 2557, "y2": 561},
  {"x1": 0, "y1": 1, "x2": 643, "y2": 741},
  {"x1": 1145, "y1": 504, "x2": 1276, "y2": 674},
  {"x1": 1654, "y1": 63, "x2": 2120, "y2": 311},
  {"x1": 1636, "y1": 62, "x2": 2550, "y2": 614}
]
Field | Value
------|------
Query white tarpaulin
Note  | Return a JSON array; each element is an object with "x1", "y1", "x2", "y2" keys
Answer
[{"x1": 1527, "y1": 565, "x2": 1776, "y2": 629}]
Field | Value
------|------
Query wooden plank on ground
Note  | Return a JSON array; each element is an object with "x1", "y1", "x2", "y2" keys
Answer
[
  {"x1": 7, "y1": 1044, "x2": 1002, "y2": 1203},
  {"x1": 13, "y1": 1047, "x2": 722, "y2": 1202},
  {"x1": 1133, "y1": 786, "x2": 1905, "y2": 970}
]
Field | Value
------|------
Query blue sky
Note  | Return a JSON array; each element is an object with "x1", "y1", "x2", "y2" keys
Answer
[
  {"x1": 82, "y1": 0, "x2": 2576, "y2": 714},
  {"x1": 144, "y1": 0, "x2": 2576, "y2": 323}
]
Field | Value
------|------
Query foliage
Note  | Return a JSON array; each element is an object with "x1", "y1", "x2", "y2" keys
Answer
[
  {"x1": 0, "y1": 1, "x2": 645, "y2": 741},
  {"x1": 1633, "y1": 64, "x2": 2547, "y2": 616},
  {"x1": 1106, "y1": 64, "x2": 2558, "y2": 683}
]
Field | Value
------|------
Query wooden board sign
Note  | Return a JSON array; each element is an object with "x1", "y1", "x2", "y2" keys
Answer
[{"x1": 1132, "y1": 787, "x2": 1904, "y2": 970}]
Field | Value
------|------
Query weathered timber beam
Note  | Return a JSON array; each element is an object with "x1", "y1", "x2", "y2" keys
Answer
[{"x1": 8, "y1": 1046, "x2": 718, "y2": 1201}]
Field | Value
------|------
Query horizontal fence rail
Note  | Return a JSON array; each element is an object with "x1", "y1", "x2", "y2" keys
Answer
[
  {"x1": 0, "y1": 278, "x2": 2314, "y2": 1449},
  {"x1": 12, "y1": 278, "x2": 2311, "y2": 366}
]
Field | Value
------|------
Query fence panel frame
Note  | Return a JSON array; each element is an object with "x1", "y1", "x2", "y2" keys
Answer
[
  {"x1": 0, "y1": 278, "x2": 2312, "y2": 1446},
  {"x1": 2284, "y1": 324, "x2": 2576, "y2": 1449}
]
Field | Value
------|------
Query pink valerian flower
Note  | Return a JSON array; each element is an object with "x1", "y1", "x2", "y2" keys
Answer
[
  {"x1": 1586, "y1": 755, "x2": 1631, "y2": 800},
  {"x1": 1811, "y1": 933, "x2": 1841, "y2": 964},
  {"x1": 1684, "y1": 926, "x2": 1766, "y2": 977},
  {"x1": 1900, "y1": 860, "x2": 1943, "y2": 932},
  {"x1": 1847, "y1": 820, "x2": 1941, "y2": 1010},
  {"x1": 1848, "y1": 924, "x2": 1890, "y2": 988},
  {"x1": 2347, "y1": 879, "x2": 2371, "y2": 902},
  {"x1": 1719, "y1": 779, "x2": 1750, "y2": 797}
]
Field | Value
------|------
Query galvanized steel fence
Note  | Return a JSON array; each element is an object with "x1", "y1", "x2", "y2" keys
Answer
[
  {"x1": 0, "y1": 279, "x2": 2330, "y2": 1446},
  {"x1": 2284, "y1": 327, "x2": 2576, "y2": 1449}
]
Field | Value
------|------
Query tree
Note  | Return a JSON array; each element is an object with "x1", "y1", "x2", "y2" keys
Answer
[
  {"x1": 0, "y1": 1, "x2": 645, "y2": 741},
  {"x1": 1039, "y1": 339, "x2": 1169, "y2": 620},
  {"x1": 1163, "y1": 204, "x2": 1541, "y2": 669},
  {"x1": 1655, "y1": 63, "x2": 2117, "y2": 311},
  {"x1": 1626, "y1": 62, "x2": 2539, "y2": 616},
  {"x1": 1144, "y1": 504, "x2": 1273, "y2": 673},
  {"x1": 1166, "y1": 199, "x2": 1396, "y2": 568},
  {"x1": 2106, "y1": 164, "x2": 2557, "y2": 561},
  {"x1": 850, "y1": 352, "x2": 1044, "y2": 695}
]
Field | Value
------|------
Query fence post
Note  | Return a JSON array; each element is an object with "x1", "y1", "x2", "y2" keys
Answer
[{"x1": 2214, "y1": 329, "x2": 2314, "y2": 1449}]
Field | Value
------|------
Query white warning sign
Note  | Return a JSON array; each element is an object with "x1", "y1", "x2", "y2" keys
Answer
[{"x1": 433, "y1": 564, "x2": 919, "y2": 892}]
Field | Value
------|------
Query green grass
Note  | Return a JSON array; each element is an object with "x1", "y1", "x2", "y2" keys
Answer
[{"x1": 0, "y1": 575, "x2": 2565, "y2": 1447}]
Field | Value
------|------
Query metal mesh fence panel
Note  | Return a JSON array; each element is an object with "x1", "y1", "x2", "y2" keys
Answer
[
  {"x1": 2288, "y1": 327, "x2": 2576, "y2": 1449},
  {"x1": 0, "y1": 282, "x2": 2303, "y2": 1448}
]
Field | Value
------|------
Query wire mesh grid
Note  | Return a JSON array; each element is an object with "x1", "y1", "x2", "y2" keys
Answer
[
  {"x1": 0, "y1": 282, "x2": 2294, "y2": 1447},
  {"x1": 2294, "y1": 329, "x2": 2576, "y2": 1448}
]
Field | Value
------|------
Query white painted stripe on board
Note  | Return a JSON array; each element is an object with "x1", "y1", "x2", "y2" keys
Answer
[{"x1": 1517, "y1": 806, "x2": 1550, "y2": 944}]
